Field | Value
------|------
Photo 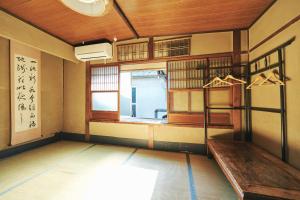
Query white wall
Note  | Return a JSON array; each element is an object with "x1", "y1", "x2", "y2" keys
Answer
[
  {"x1": 132, "y1": 77, "x2": 167, "y2": 119},
  {"x1": 120, "y1": 72, "x2": 131, "y2": 116}
]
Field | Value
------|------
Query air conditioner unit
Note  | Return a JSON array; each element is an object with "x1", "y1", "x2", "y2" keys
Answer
[{"x1": 75, "y1": 43, "x2": 112, "y2": 61}]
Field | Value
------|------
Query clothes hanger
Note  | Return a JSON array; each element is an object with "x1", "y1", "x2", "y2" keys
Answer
[
  {"x1": 203, "y1": 76, "x2": 233, "y2": 88},
  {"x1": 223, "y1": 74, "x2": 246, "y2": 85},
  {"x1": 259, "y1": 70, "x2": 284, "y2": 86},
  {"x1": 246, "y1": 74, "x2": 265, "y2": 89}
]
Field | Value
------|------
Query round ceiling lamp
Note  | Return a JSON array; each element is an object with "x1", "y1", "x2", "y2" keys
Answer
[{"x1": 61, "y1": 0, "x2": 111, "y2": 17}]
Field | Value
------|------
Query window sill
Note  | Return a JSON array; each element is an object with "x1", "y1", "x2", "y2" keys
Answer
[
  {"x1": 90, "y1": 117, "x2": 233, "y2": 129},
  {"x1": 119, "y1": 116, "x2": 167, "y2": 124}
]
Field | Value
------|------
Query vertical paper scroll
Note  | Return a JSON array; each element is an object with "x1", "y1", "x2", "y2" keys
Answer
[
  {"x1": 11, "y1": 41, "x2": 41, "y2": 145},
  {"x1": 14, "y1": 55, "x2": 38, "y2": 132}
]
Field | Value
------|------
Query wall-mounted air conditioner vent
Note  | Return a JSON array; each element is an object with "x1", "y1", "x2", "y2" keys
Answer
[{"x1": 75, "y1": 43, "x2": 112, "y2": 61}]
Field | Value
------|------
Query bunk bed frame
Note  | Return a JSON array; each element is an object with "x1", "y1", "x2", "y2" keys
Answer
[{"x1": 203, "y1": 37, "x2": 300, "y2": 200}]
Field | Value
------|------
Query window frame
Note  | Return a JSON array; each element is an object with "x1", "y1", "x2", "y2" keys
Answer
[
  {"x1": 85, "y1": 53, "x2": 236, "y2": 128},
  {"x1": 88, "y1": 63, "x2": 120, "y2": 122},
  {"x1": 117, "y1": 41, "x2": 149, "y2": 62},
  {"x1": 153, "y1": 37, "x2": 191, "y2": 59}
]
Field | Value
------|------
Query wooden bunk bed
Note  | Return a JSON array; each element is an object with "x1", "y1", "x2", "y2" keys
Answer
[{"x1": 203, "y1": 38, "x2": 300, "y2": 199}]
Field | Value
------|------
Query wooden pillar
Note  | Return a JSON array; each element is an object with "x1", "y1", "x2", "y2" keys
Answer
[
  {"x1": 148, "y1": 37, "x2": 154, "y2": 60},
  {"x1": 148, "y1": 125, "x2": 154, "y2": 149},
  {"x1": 85, "y1": 61, "x2": 91, "y2": 141},
  {"x1": 232, "y1": 30, "x2": 242, "y2": 140}
]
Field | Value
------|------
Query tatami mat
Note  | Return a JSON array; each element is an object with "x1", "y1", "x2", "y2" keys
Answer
[
  {"x1": 0, "y1": 141, "x2": 235, "y2": 200},
  {"x1": 190, "y1": 155, "x2": 237, "y2": 200}
]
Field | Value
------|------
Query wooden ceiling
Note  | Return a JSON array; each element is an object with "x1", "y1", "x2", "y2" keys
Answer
[{"x1": 0, "y1": 0, "x2": 275, "y2": 45}]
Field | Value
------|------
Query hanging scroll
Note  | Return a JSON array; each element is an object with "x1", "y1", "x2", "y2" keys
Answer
[{"x1": 10, "y1": 41, "x2": 41, "y2": 145}]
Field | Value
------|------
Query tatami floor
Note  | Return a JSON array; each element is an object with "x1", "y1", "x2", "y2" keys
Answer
[{"x1": 0, "y1": 141, "x2": 236, "y2": 200}]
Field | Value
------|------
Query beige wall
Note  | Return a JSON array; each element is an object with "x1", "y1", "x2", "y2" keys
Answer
[
  {"x1": 90, "y1": 122, "x2": 233, "y2": 144},
  {"x1": 0, "y1": 36, "x2": 64, "y2": 150},
  {"x1": 249, "y1": 0, "x2": 300, "y2": 169},
  {"x1": 63, "y1": 61, "x2": 86, "y2": 134},
  {"x1": 191, "y1": 32, "x2": 233, "y2": 55},
  {"x1": 0, "y1": 11, "x2": 76, "y2": 62},
  {"x1": 41, "y1": 53, "x2": 64, "y2": 137}
]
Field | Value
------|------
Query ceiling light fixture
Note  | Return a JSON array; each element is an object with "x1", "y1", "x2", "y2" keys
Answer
[
  {"x1": 78, "y1": 0, "x2": 98, "y2": 3},
  {"x1": 61, "y1": 0, "x2": 111, "y2": 17}
]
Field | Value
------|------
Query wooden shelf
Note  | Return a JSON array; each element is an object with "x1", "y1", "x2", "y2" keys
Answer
[{"x1": 208, "y1": 139, "x2": 300, "y2": 200}]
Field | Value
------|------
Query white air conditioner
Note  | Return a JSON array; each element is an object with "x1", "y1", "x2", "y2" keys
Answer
[{"x1": 75, "y1": 43, "x2": 112, "y2": 61}]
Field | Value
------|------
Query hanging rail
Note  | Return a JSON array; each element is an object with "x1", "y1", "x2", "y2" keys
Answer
[{"x1": 245, "y1": 37, "x2": 295, "y2": 162}]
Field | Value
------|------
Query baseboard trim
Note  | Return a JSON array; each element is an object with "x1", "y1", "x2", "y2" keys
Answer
[
  {"x1": 0, "y1": 134, "x2": 60, "y2": 159},
  {"x1": 89, "y1": 135, "x2": 148, "y2": 149},
  {"x1": 60, "y1": 132, "x2": 204, "y2": 154},
  {"x1": 59, "y1": 132, "x2": 86, "y2": 142},
  {"x1": 0, "y1": 132, "x2": 204, "y2": 158},
  {"x1": 154, "y1": 141, "x2": 205, "y2": 154}
]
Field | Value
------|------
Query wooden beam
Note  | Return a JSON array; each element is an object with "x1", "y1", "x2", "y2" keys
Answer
[
  {"x1": 85, "y1": 61, "x2": 91, "y2": 141},
  {"x1": 113, "y1": 0, "x2": 139, "y2": 39},
  {"x1": 148, "y1": 37, "x2": 154, "y2": 60}
]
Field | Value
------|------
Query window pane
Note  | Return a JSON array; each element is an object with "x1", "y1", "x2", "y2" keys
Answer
[
  {"x1": 132, "y1": 87, "x2": 136, "y2": 103},
  {"x1": 92, "y1": 92, "x2": 118, "y2": 111},
  {"x1": 132, "y1": 104, "x2": 136, "y2": 117}
]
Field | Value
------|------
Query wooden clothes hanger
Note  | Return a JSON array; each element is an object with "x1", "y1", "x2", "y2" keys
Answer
[
  {"x1": 246, "y1": 75, "x2": 265, "y2": 89},
  {"x1": 203, "y1": 77, "x2": 233, "y2": 88},
  {"x1": 246, "y1": 71, "x2": 285, "y2": 89},
  {"x1": 259, "y1": 70, "x2": 284, "y2": 86},
  {"x1": 223, "y1": 75, "x2": 246, "y2": 85}
]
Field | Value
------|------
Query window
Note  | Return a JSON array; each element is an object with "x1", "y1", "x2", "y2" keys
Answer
[
  {"x1": 120, "y1": 70, "x2": 167, "y2": 122},
  {"x1": 131, "y1": 87, "x2": 136, "y2": 117},
  {"x1": 154, "y1": 37, "x2": 190, "y2": 58},
  {"x1": 90, "y1": 65, "x2": 120, "y2": 121},
  {"x1": 117, "y1": 42, "x2": 149, "y2": 61}
]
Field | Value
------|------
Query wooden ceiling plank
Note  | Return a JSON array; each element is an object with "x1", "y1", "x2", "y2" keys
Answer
[
  {"x1": 0, "y1": 0, "x2": 275, "y2": 44},
  {"x1": 113, "y1": 0, "x2": 139, "y2": 39}
]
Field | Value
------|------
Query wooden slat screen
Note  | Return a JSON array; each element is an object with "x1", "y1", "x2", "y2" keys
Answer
[
  {"x1": 154, "y1": 38, "x2": 190, "y2": 58},
  {"x1": 91, "y1": 66, "x2": 119, "y2": 91},
  {"x1": 167, "y1": 56, "x2": 233, "y2": 127},
  {"x1": 167, "y1": 59, "x2": 206, "y2": 89},
  {"x1": 167, "y1": 56, "x2": 233, "y2": 90},
  {"x1": 117, "y1": 42, "x2": 148, "y2": 61},
  {"x1": 206, "y1": 56, "x2": 235, "y2": 88}
]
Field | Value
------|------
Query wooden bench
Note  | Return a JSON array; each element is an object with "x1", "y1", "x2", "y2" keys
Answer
[{"x1": 208, "y1": 139, "x2": 300, "y2": 200}]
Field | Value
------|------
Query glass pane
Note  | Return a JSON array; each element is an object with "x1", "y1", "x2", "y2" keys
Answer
[
  {"x1": 132, "y1": 87, "x2": 136, "y2": 103},
  {"x1": 92, "y1": 92, "x2": 118, "y2": 111}
]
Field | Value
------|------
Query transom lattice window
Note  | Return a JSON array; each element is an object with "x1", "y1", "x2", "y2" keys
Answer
[
  {"x1": 117, "y1": 42, "x2": 148, "y2": 61},
  {"x1": 168, "y1": 59, "x2": 206, "y2": 89},
  {"x1": 154, "y1": 38, "x2": 190, "y2": 58}
]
